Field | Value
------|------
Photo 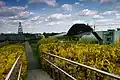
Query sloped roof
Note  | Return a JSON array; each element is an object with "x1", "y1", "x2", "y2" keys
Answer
[{"x1": 67, "y1": 24, "x2": 93, "y2": 36}]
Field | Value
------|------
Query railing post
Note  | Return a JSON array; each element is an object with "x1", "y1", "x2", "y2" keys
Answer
[{"x1": 52, "y1": 67, "x2": 55, "y2": 80}]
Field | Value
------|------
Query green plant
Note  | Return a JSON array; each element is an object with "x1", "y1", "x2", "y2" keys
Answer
[
  {"x1": 38, "y1": 38, "x2": 58, "y2": 45},
  {"x1": 0, "y1": 44, "x2": 27, "y2": 80},
  {"x1": 40, "y1": 42, "x2": 120, "y2": 80}
]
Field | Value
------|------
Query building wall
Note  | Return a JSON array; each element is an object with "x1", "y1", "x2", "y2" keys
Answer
[
  {"x1": 81, "y1": 30, "x2": 120, "y2": 44},
  {"x1": 114, "y1": 31, "x2": 120, "y2": 43},
  {"x1": 97, "y1": 31, "x2": 120, "y2": 44}
]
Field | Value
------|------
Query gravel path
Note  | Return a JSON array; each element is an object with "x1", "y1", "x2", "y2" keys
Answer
[{"x1": 25, "y1": 42, "x2": 53, "y2": 80}]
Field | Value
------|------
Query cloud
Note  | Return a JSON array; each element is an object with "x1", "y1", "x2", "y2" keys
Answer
[
  {"x1": 93, "y1": 15, "x2": 104, "y2": 19},
  {"x1": 72, "y1": 20, "x2": 87, "y2": 24},
  {"x1": 114, "y1": 1, "x2": 120, "y2": 9},
  {"x1": 79, "y1": 0, "x2": 97, "y2": 1},
  {"x1": 8, "y1": 11, "x2": 33, "y2": 20},
  {"x1": 30, "y1": 16, "x2": 44, "y2": 22},
  {"x1": 0, "y1": 19, "x2": 38, "y2": 33},
  {"x1": 74, "y1": 2, "x2": 84, "y2": 6},
  {"x1": 0, "y1": 20, "x2": 21, "y2": 33},
  {"x1": 115, "y1": 13, "x2": 120, "y2": 19},
  {"x1": 78, "y1": 9, "x2": 98, "y2": 16},
  {"x1": 102, "y1": 11, "x2": 118, "y2": 15},
  {"x1": 96, "y1": 19, "x2": 120, "y2": 25},
  {"x1": 116, "y1": 16, "x2": 120, "y2": 19},
  {"x1": 116, "y1": 13, "x2": 120, "y2": 16},
  {"x1": 29, "y1": 0, "x2": 57, "y2": 6},
  {"x1": 31, "y1": 16, "x2": 41, "y2": 21},
  {"x1": 79, "y1": 0, "x2": 115, "y2": 4},
  {"x1": 0, "y1": 6, "x2": 27, "y2": 17},
  {"x1": 47, "y1": 21, "x2": 63, "y2": 26},
  {"x1": 0, "y1": 5, "x2": 33, "y2": 20},
  {"x1": 74, "y1": 2, "x2": 80, "y2": 5},
  {"x1": 47, "y1": 13, "x2": 72, "y2": 21},
  {"x1": 0, "y1": 1, "x2": 5, "y2": 7},
  {"x1": 100, "y1": 0, "x2": 113, "y2": 4},
  {"x1": 42, "y1": 8, "x2": 46, "y2": 10},
  {"x1": 61, "y1": 4, "x2": 72, "y2": 11}
]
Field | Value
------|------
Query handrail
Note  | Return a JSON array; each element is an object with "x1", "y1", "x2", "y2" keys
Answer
[
  {"x1": 17, "y1": 63, "x2": 22, "y2": 80},
  {"x1": 42, "y1": 52, "x2": 120, "y2": 79},
  {"x1": 42, "y1": 57, "x2": 76, "y2": 80},
  {"x1": 5, "y1": 56, "x2": 22, "y2": 80}
]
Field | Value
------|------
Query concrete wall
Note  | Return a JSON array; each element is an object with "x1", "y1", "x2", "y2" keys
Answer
[{"x1": 114, "y1": 31, "x2": 120, "y2": 43}]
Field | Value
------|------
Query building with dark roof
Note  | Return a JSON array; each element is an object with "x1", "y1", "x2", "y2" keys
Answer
[{"x1": 67, "y1": 24, "x2": 93, "y2": 36}]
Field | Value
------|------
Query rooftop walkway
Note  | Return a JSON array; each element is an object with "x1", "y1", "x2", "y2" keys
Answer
[{"x1": 25, "y1": 42, "x2": 53, "y2": 80}]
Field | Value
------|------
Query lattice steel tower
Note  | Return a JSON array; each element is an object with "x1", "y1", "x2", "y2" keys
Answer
[{"x1": 18, "y1": 22, "x2": 23, "y2": 34}]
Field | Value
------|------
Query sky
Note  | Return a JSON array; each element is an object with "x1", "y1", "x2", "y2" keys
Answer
[{"x1": 0, "y1": 0, "x2": 120, "y2": 33}]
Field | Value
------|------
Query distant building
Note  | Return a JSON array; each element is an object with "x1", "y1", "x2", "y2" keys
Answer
[
  {"x1": 48, "y1": 24, "x2": 120, "y2": 44},
  {"x1": 82, "y1": 29, "x2": 120, "y2": 44}
]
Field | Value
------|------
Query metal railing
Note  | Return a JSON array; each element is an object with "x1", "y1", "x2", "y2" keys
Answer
[
  {"x1": 5, "y1": 56, "x2": 22, "y2": 80},
  {"x1": 41, "y1": 52, "x2": 120, "y2": 80}
]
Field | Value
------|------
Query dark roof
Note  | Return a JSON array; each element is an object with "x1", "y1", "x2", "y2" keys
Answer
[{"x1": 67, "y1": 24, "x2": 93, "y2": 36}]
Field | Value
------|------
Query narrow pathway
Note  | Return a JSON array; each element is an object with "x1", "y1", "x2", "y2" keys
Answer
[{"x1": 25, "y1": 42, "x2": 53, "y2": 80}]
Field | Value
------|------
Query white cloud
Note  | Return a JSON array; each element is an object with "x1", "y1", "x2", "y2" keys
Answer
[
  {"x1": 61, "y1": 4, "x2": 72, "y2": 11},
  {"x1": 74, "y1": 2, "x2": 80, "y2": 5},
  {"x1": 0, "y1": 6, "x2": 26, "y2": 17},
  {"x1": 0, "y1": 1, "x2": 5, "y2": 7},
  {"x1": 115, "y1": 2, "x2": 120, "y2": 9},
  {"x1": 47, "y1": 21, "x2": 63, "y2": 26},
  {"x1": 78, "y1": 9, "x2": 98, "y2": 16},
  {"x1": 116, "y1": 16, "x2": 120, "y2": 19},
  {"x1": 8, "y1": 11, "x2": 33, "y2": 20},
  {"x1": 92, "y1": 19, "x2": 120, "y2": 31},
  {"x1": 116, "y1": 13, "x2": 120, "y2": 16},
  {"x1": 96, "y1": 19, "x2": 113, "y2": 23},
  {"x1": 29, "y1": 0, "x2": 57, "y2": 6},
  {"x1": 0, "y1": 5, "x2": 33, "y2": 20},
  {"x1": 96, "y1": 19, "x2": 120, "y2": 25},
  {"x1": 72, "y1": 20, "x2": 86, "y2": 24},
  {"x1": 100, "y1": 0, "x2": 112, "y2": 4},
  {"x1": 31, "y1": 16, "x2": 40, "y2": 21},
  {"x1": 93, "y1": 15, "x2": 104, "y2": 19},
  {"x1": 0, "y1": 16, "x2": 44, "y2": 33},
  {"x1": 115, "y1": 13, "x2": 120, "y2": 19},
  {"x1": 30, "y1": 16, "x2": 44, "y2": 21},
  {"x1": 102, "y1": 11, "x2": 118, "y2": 15},
  {"x1": 80, "y1": 0, "x2": 113, "y2": 3},
  {"x1": 42, "y1": 8, "x2": 46, "y2": 10},
  {"x1": 39, "y1": 21, "x2": 43, "y2": 23},
  {"x1": 48, "y1": 13, "x2": 72, "y2": 20},
  {"x1": 0, "y1": 19, "x2": 21, "y2": 33},
  {"x1": 19, "y1": 11, "x2": 31, "y2": 17}
]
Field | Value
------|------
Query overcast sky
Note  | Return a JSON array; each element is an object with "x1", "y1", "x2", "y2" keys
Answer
[{"x1": 0, "y1": 0, "x2": 120, "y2": 33}]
